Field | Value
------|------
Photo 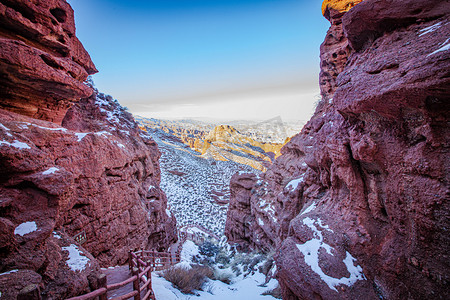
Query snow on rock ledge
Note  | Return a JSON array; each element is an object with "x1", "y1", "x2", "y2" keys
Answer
[
  {"x1": 14, "y1": 222, "x2": 38, "y2": 236},
  {"x1": 63, "y1": 244, "x2": 91, "y2": 272}
]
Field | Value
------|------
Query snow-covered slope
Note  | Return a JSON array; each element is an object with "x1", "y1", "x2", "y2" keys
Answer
[
  {"x1": 152, "y1": 240, "x2": 279, "y2": 300},
  {"x1": 148, "y1": 127, "x2": 258, "y2": 235}
]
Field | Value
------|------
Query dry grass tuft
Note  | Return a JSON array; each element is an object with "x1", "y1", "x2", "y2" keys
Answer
[{"x1": 161, "y1": 264, "x2": 213, "y2": 294}]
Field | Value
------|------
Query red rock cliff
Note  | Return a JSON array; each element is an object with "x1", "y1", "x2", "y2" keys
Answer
[
  {"x1": 0, "y1": 1, "x2": 177, "y2": 298},
  {"x1": 225, "y1": 0, "x2": 450, "y2": 299},
  {"x1": 0, "y1": 0, "x2": 97, "y2": 124}
]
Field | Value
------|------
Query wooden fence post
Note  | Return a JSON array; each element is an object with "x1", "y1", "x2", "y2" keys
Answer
[
  {"x1": 129, "y1": 251, "x2": 132, "y2": 271},
  {"x1": 147, "y1": 263, "x2": 152, "y2": 297},
  {"x1": 151, "y1": 252, "x2": 155, "y2": 270},
  {"x1": 98, "y1": 273, "x2": 107, "y2": 300},
  {"x1": 133, "y1": 255, "x2": 141, "y2": 300},
  {"x1": 17, "y1": 284, "x2": 41, "y2": 300}
]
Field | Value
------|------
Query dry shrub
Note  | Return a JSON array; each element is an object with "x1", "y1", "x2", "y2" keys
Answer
[
  {"x1": 162, "y1": 264, "x2": 213, "y2": 294},
  {"x1": 213, "y1": 270, "x2": 234, "y2": 284}
]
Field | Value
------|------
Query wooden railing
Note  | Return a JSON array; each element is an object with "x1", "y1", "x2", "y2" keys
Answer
[
  {"x1": 179, "y1": 224, "x2": 220, "y2": 241},
  {"x1": 66, "y1": 225, "x2": 217, "y2": 300},
  {"x1": 66, "y1": 251, "x2": 180, "y2": 300}
]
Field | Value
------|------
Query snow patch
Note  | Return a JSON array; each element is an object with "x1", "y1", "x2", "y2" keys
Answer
[
  {"x1": 0, "y1": 123, "x2": 12, "y2": 137},
  {"x1": 257, "y1": 218, "x2": 264, "y2": 227},
  {"x1": 74, "y1": 132, "x2": 90, "y2": 142},
  {"x1": 237, "y1": 170, "x2": 251, "y2": 175},
  {"x1": 0, "y1": 269, "x2": 18, "y2": 276},
  {"x1": 316, "y1": 218, "x2": 333, "y2": 233},
  {"x1": 94, "y1": 131, "x2": 112, "y2": 138},
  {"x1": 286, "y1": 176, "x2": 304, "y2": 191},
  {"x1": 53, "y1": 232, "x2": 62, "y2": 239},
  {"x1": 296, "y1": 217, "x2": 365, "y2": 292},
  {"x1": 419, "y1": 22, "x2": 442, "y2": 37},
  {"x1": 428, "y1": 38, "x2": 450, "y2": 56},
  {"x1": 0, "y1": 140, "x2": 31, "y2": 149},
  {"x1": 42, "y1": 167, "x2": 59, "y2": 175},
  {"x1": 62, "y1": 244, "x2": 90, "y2": 272},
  {"x1": 115, "y1": 142, "x2": 125, "y2": 148},
  {"x1": 33, "y1": 125, "x2": 67, "y2": 132},
  {"x1": 180, "y1": 240, "x2": 199, "y2": 262},
  {"x1": 14, "y1": 221, "x2": 38, "y2": 236},
  {"x1": 300, "y1": 202, "x2": 317, "y2": 215}
]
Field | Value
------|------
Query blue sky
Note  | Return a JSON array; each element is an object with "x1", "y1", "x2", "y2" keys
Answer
[{"x1": 69, "y1": 0, "x2": 329, "y2": 121}]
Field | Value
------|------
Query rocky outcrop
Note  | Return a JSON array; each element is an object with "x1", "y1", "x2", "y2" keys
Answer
[
  {"x1": 319, "y1": 0, "x2": 363, "y2": 101},
  {"x1": 201, "y1": 125, "x2": 284, "y2": 171},
  {"x1": 225, "y1": 0, "x2": 450, "y2": 299},
  {"x1": 0, "y1": 0, "x2": 97, "y2": 124},
  {"x1": 139, "y1": 120, "x2": 285, "y2": 172},
  {"x1": 224, "y1": 173, "x2": 257, "y2": 250},
  {"x1": 0, "y1": 88, "x2": 178, "y2": 298},
  {"x1": 0, "y1": 1, "x2": 177, "y2": 298}
]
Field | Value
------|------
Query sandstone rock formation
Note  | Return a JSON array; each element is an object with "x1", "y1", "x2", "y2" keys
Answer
[
  {"x1": 201, "y1": 125, "x2": 284, "y2": 171},
  {"x1": 321, "y1": 0, "x2": 364, "y2": 16},
  {"x1": 0, "y1": 86, "x2": 178, "y2": 299},
  {"x1": 140, "y1": 118, "x2": 286, "y2": 172},
  {"x1": 0, "y1": 1, "x2": 177, "y2": 298},
  {"x1": 319, "y1": 0, "x2": 356, "y2": 101},
  {"x1": 0, "y1": 0, "x2": 97, "y2": 124},
  {"x1": 225, "y1": 0, "x2": 450, "y2": 299}
]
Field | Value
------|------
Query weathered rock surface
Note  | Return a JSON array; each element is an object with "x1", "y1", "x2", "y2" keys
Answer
[
  {"x1": 0, "y1": 90, "x2": 177, "y2": 298},
  {"x1": 0, "y1": 0, "x2": 97, "y2": 124},
  {"x1": 0, "y1": 0, "x2": 177, "y2": 298},
  {"x1": 319, "y1": 3, "x2": 353, "y2": 101},
  {"x1": 225, "y1": 0, "x2": 450, "y2": 299},
  {"x1": 201, "y1": 125, "x2": 284, "y2": 172},
  {"x1": 321, "y1": 0, "x2": 364, "y2": 16},
  {"x1": 140, "y1": 119, "x2": 285, "y2": 172},
  {"x1": 224, "y1": 173, "x2": 257, "y2": 250}
]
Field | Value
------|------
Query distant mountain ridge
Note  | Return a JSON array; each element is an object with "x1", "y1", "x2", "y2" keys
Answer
[{"x1": 136, "y1": 117, "x2": 300, "y2": 171}]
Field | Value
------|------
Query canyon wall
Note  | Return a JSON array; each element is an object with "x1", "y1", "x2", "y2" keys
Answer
[
  {"x1": 225, "y1": 0, "x2": 450, "y2": 299},
  {"x1": 0, "y1": 0, "x2": 97, "y2": 124},
  {"x1": 0, "y1": 1, "x2": 176, "y2": 298}
]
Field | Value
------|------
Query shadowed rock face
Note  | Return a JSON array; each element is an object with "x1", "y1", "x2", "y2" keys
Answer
[
  {"x1": 0, "y1": 1, "x2": 177, "y2": 298},
  {"x1": 225, "y1": 0, "x2": 450, "y2": 299},
  {"x1": 0, "y1": 0, "x2": 97, "y2": 124}
]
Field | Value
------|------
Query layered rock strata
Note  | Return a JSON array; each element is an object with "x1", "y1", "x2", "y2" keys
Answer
[
  {"x1": 0, "y1": 0, "x2": 177, "y2": 298},
  {"x1": 0, "y1": 0, "x2": 97, "y2": 124},
  {"x1": 225, "y1": 0, "x2": 450, "y2": 299},
  {"x1": 201, "y1": 125, "x2": 284, "y2": 172}
]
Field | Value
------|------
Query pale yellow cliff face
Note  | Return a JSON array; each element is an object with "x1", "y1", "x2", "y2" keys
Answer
[{"x1": 321, "y1": 0, "x2": 365, "y2": 15}]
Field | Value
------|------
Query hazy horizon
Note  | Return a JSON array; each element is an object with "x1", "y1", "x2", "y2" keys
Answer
[{"x1": 70, "y1": 0, "x2": 329, "y2": 122}]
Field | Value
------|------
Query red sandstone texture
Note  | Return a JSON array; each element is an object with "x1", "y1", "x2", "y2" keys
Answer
[
  {"x1": 319, "y1": 7, "x2": 351, "y2": 101},
  {"x1": 225, "y1": 0, "x2": 450, "y2": 299},
  {"x1": 0, "y1": 1, "x2": 177, "y2": 298},
  {"x1": 0, "y1": 0, "x2": 97, "y2": 124},
  {"x1": 0, "y1": 87, "x2": 178, "y2": 299}
]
